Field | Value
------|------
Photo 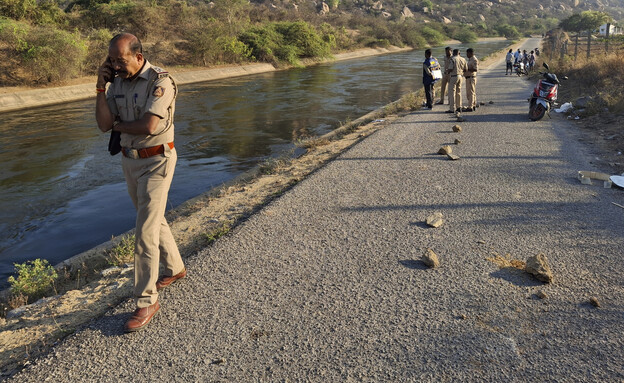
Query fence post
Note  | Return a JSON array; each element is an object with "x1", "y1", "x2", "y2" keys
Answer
[
  {"x1": 574, "y1": 34, "x2": 578, "y2": 60},
  {"x1": 587, "y1": 30, "x2": 591, "y2": 58},
  {"x1": 605, "y1": 23, "x2": 610, "y2": 53}
]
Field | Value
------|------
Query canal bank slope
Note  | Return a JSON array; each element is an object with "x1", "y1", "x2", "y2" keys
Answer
[
  {"x1": 0, "y1": 46, "x2": 412, "y2": 113},
  {"x1": 7, "y1": 36, "x2": 624, "y2": 381}
]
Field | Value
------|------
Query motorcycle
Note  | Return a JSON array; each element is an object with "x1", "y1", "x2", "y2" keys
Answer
[
  {"x1": 514, "y1": 61, "x2": 527, "y2": 76},
  {"x1": 528, "y1": 62, "x2": 567, "y2": 121}
]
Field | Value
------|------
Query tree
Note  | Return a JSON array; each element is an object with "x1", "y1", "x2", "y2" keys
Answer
[
  {"x1": 560, "y1": 11, "x2": 611, "y2": 33},
  {"x1": 495, "y1": 24, "x2": 520, "y2": 39}
]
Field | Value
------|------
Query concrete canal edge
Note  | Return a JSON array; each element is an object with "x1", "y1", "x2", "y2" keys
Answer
[{"x1": 0, "y1": 46, "x2": 411, "y2": 114}]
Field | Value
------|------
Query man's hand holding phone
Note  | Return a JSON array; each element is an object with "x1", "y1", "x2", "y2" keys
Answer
[{"x1": 96, "y1": 57, "x2": 115, "y2": 89}]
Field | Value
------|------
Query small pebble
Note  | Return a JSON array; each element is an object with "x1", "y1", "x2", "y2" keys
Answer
[{"x1": 589, "y1": 297, "x2": 600, "y2": 308}]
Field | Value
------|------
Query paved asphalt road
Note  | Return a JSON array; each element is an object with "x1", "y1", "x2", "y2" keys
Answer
[{"x1": 8, "y1": 38, "x2": 624, "y2": 382}]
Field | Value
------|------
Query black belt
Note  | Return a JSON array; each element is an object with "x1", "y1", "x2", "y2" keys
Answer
[{"x1": 465, "y1": 76, "x2": 473, "y2": 78}]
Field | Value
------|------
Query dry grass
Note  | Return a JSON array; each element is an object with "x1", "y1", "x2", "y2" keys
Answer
[{"x1": 546, "y1": 50, "x2": 624, "y2": 114}]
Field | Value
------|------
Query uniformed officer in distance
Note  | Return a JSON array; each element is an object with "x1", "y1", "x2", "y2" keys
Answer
[
  {"x1": 95, "y1": 32, "x2": 186, "y2": 332},
  {"x1": 464, "y1": 48, "x2": 479, "y2": 112},
  {"x1": 445, "y1": 48, "x2": 468, "y2": 115},
  {"x1": 436, "y1": 46, "x2": 452, "y2": 105}
]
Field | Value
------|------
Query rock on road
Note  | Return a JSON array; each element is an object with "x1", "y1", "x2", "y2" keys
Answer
[{"x1": 8, "y1": 38, "x2": 624, "y2": 382}]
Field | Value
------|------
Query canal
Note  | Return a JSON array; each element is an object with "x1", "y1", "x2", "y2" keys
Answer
[{"x1": 0, "y1": 40, "x2": 510, "y2": 284}]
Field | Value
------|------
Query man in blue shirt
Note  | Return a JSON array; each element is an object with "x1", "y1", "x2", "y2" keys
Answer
[{"x1": 422, "y1": 49, "x2": 440, "y2": 109}]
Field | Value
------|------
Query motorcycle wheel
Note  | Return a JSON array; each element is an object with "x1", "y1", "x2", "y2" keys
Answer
[{"x1": 529, "y1": 103, "x2": 546, "y2": 121}]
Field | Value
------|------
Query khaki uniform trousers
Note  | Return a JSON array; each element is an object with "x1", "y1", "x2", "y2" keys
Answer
[
  {"x1": 449, "y1": 75, "x2": 463, "y2": 112},
  {"x1": 466, "y1": 76, "x2": 477, "y2": 109},
  {"x1": 122, "y1": 148, "x2": 184, "y2": 308},
  {"x1": 438, "y1": 73, "x2": 450, "y2": 102}
]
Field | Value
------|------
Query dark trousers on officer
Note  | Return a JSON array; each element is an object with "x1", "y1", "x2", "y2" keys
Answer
[{"x1": 424, "y1": 83, "x2": 434, "y2": 108}]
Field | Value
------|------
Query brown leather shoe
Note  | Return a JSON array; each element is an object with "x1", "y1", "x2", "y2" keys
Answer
[
  {"x1": 156, "y1": 268, "x2": 187, "y2": 291},
  {"x1": 124, "y1": 301, "x2": 160, "y2": 333}
]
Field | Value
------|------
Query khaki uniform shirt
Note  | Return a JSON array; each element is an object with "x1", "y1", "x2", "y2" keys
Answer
[
  {"x1": 443, "y1": 54, "x2": 451, "y2": 73},
  {"x1": 465, "y1": 56, "x2": 479, "y2": 77},
  {"x1": 448, "y1": 55, "x2": 467, "y2": 76},
  {"x1": 106, "y1": 60, "x2": 177, "y2": 149}
]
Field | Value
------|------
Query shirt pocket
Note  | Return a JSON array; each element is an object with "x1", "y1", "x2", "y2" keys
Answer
[
  {"x1": 114, "y1": 96, "x2": 130, "y2": 121},
  {"x1": 133, "y1": 93, "x2": 147, "y2": 120}
]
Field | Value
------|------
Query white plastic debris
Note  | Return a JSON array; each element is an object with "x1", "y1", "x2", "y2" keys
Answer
[
  {"x1": 578, "y1": 171, "x2": 613, "y2": 188},
  {"x1": 555, "y1": 102, "x2": 573, "y2": 113},
  {"x1": 610, "y1": 175, "x2": 624, "y2": 188}
]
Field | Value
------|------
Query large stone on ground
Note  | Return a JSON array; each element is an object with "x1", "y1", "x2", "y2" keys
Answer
[
  {"x1": 425, "y1": 212, "x2": 444, "y2": 228},
  {"x1": 401, "y1": 6, "x2": 413, "y2": 17},
  {"x1": 525, "y1": 253, "x2": 554, "y2": 283},
  {"x1": 422, "y1": 248, "x2": 440, "y2": 268},
  {"x1": 319, "y1": 2, "x2": 329, "y2": 14},
  {"x1": 438, "y1": 145, "x2": 452, "y2": 155}
]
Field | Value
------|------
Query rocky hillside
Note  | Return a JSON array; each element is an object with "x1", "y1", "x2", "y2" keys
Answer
[{"x1": 323, "y1": 0, "x2": 623, "y2": 27}]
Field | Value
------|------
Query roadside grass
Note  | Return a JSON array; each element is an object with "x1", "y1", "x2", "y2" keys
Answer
[
  {"x1": 259, "y1": 151, "x2": 295, "y2": 175},
  {"x1": 7, "y1": 259, "x2": 58, "y2": 304},
  {"x1": 105, "y1": 234, "x2": 135, "y2": 267},
  {"x1": 543, "y1": 50, "x2": 624, "y2": 115},
  {"x1": 203, "y1": 223, "x2": 232, "y2": 245}
]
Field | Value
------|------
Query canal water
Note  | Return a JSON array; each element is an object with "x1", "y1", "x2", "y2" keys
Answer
[{"x1": 0, "y1": 40, "x2": 510, "y2": 284}]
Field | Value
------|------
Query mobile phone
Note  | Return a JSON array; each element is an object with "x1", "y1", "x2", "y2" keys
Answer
[{"x1": 105, "y1": 57, "x2": 117, "y2": 76}]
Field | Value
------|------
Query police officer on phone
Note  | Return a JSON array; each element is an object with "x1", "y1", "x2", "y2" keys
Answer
[{"x1": 95, "y1": 32, "x2": 186, "y2": 332}]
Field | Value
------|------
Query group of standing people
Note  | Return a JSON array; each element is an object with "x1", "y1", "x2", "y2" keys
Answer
[
  {"x1": 423, "y1": 46, "x2": 479, "y2": 115},
  {"x1": 505, "y1": 48, "x2": 537, "y2": 75}
]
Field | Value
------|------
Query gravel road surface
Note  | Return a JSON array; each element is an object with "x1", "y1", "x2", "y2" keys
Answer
[{"x1": 8, "y1": 38, "x2": 624, "y2": 382}]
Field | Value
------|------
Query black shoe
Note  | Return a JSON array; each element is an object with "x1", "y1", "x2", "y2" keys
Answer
[{"x1": 444, "y1": 110, "x2": 454, "y2": 113}]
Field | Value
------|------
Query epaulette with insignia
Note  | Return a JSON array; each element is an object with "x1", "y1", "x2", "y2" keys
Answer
[{"x1": 150, "y1": 66, "x2": 169, "y2": 79}]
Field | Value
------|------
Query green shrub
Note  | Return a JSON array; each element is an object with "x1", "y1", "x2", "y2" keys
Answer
[
  {"x1": 21, "y1": 26, "x2": 88, "y2": 82},
  {"x1": 84, "y1": 28, "x2": 113, "y2": 74},
  {"x1": 454, "y1": 28, "x2": 477, "y2": 43},
  {"x1": 275, "y1": 21, "x2": 332, "y2": 58},
  {"x1": 8, "y1": 259, "x2": 58, "y2": 301},
  {"x1": 186, "y1": 20, "x2": 253, "y2": 66},
  {"x1": 0, "y1": 17, "x2": 29, "y2": 51},
  {"x1": 240, "y1": 21, "x2": 332, "y2": 66},
  {"x1": 0, "y1": 0, "x2": 64, "y2": 24},
  {"x1": 239, "y1": 24, "x2": 282, "y2": 63},
  {"x1": 0, "y1": 19, "x2": 88, "y2": 82},
  {"x1": 495, "y1": 24, "x2": 520, "y2": 39},
  {"x1": 106, "y1": 234, "x2": 135, "y2": 266},
  {"x1": 419, "y1": 26, "x2": 446, "y2": 45}
]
